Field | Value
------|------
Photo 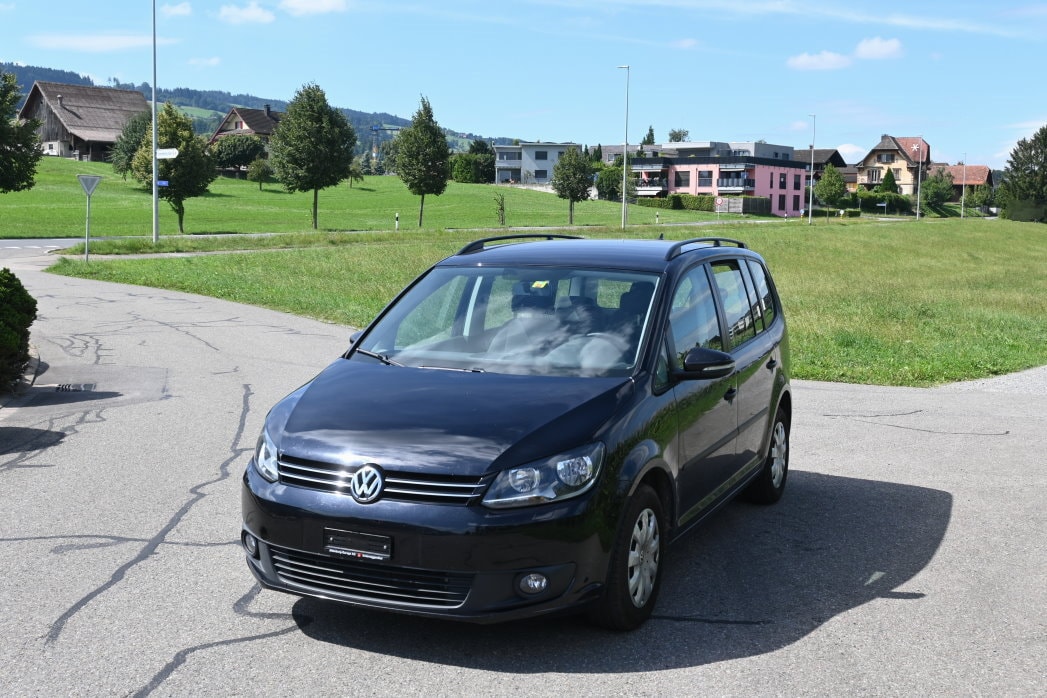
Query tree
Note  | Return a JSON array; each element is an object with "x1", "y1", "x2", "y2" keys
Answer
[
  {"x1": 921, "y1": 167, "x2": 955, "y2": 209},
  {"x1": 110, "y1": 110, "x2": 151, "y2": 180},
  {"x1": 396, "y1": 96, "x2": 450, "y2": 227},
  {"x1": 131, "y1": 102, "x2": 217, "y2": 234},
  {"x1": 814, "y1": 163, "x2": 847, "y2": 210},
  {"x1": 551, "y1": 147, "x2": 594, "y2": 224},
  {"x1": 0, "y1": 71, "x2": 43, "y2": 194},
  {"x1": 876, "y1": 167, "x2": 899, "y2": 194},
  {"x1": 998, "y1": 124, "x2": 1047, "y2": 221},
  {"x1": 246, "y1": 157, "x2": 273, "y2": 191},
  {"x1": 268, "y1": 83, "x2": 357, "y2": 229},
  {"x1": 468, "y1": 139, "x2": 493, "y2": 155},
  {"x1": 347, "y1": 157, "x2": 365, "y2": 188},
  {"x1": 641, "y1": 125, "x2": 655, "y2": 146},
  {"x1": 596, "y1": 166, "x2": 622, "y2": 201},
  {"x1": 668, "y1": 128, "x2": 689, "y2": 143},
  {"x1": 211, "y1": 134, "x2": 265, "y2": 174},
  {"x1": 590, "y1": 144, "x2": 603, "y2": 162}
]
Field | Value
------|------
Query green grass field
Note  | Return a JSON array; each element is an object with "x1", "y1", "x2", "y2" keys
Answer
[
  {"x1": 9, "y1": 158, "x2": 1046, "y2": 387},
  {"x1": 0, "y1": 156, "x2": 727, "y2": 239}
]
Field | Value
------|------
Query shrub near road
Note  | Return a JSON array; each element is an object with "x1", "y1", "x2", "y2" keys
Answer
[{"x1": 48, "y1": 218, "x2": 1047, "y2": 387}]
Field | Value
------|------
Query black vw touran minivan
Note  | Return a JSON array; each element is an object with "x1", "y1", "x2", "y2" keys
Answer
[{"x1": 242, "y1": 235, "x2": 791, "y2": 630}]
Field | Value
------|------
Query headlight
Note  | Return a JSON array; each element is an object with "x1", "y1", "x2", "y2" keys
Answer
[
  {"x1": 483, "y1": 442, "x2": 604, "y2": 509},
  {"x1": 254, "y1": 428, "x2": 280, "y2": 482}
]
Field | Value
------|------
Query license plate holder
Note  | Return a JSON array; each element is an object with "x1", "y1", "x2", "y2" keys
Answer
[{"x1": 324, "y1": 528, "x2": 392, "y2": 561}]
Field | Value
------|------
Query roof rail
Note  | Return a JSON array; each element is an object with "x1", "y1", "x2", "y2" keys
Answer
[
  {"x1": 456, "y1": 234, "x2": 583, "y2": 255},
  {"x1": 665, "y1": 237, "x2": 747, "y2": 260}
]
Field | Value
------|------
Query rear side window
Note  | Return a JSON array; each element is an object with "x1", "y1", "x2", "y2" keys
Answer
[{"x1": 746, "y1": 260, "x2": 777, "y2": 330}]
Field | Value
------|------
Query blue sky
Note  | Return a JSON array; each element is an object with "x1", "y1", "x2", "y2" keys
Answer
[{"x1": 3, "y1": 0, "x2": 1045, "y2": 169}]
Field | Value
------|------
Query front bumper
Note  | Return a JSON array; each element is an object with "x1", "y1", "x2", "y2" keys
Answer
[{"x1": 241, "y1": 463, "x2": 613, "y2": 623}]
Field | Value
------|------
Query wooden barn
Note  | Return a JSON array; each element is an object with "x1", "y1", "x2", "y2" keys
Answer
[{"x1": 17, "y1": 81, "x2": 150, "y2": 162}]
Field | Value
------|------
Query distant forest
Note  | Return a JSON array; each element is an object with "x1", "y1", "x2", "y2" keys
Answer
[{"x1": 2, "y1": 62, "x2": 514, "y2": 150}]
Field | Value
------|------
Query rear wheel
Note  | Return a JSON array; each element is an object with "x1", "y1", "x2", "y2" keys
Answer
[
  {"x1": 743, "y1": 405, "x2": 789, "y2": 504},
  {"x1": 589, "y1": 484, "x2": 665, "y2": 631}
]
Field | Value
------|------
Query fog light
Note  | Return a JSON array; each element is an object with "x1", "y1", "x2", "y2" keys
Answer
[
  {"x1": 519, "y1": 573, "x2": 548, "y2": 595},
  {"x1": 242, "y1": 532, "x2": 259, "y2": 558}
]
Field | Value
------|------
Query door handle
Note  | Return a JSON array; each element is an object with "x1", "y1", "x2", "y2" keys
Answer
[
  {"x1": 723, "y1": 387, "x2": 737, "y2": 402},
  {"x1": 766, "y1": 358, "x2": 777, "y2": 370}
]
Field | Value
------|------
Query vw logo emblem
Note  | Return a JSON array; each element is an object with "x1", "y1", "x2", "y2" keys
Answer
[{"x1": 349, "y1": 464, "x2": 384, "y2": 504}]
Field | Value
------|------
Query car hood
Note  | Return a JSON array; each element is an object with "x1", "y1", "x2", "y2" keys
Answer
[{"x1": 276, "y1": 358, "x2": 631, "y2": 476}]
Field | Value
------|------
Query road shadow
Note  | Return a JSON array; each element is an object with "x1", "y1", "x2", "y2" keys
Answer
[
  {"x1": 290, "y1": 471, "x2": 951, "y2": 671},
  {"x1": 0, "y1": 426, "x2": 66, "y2": 455}
]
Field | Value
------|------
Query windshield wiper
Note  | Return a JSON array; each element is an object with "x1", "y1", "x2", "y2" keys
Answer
[
  {"x1": 419, "y1": 365, "x2": 486, "y2": 373},
  {"x1": 353, "y1": 349, "x2": 403, "y2": 367}
]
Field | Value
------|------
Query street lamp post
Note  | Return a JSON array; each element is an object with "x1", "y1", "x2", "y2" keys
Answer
[
  {"x1": 151, "y1": 0, "x2": 159, "y2": 244},
  {"x1": 915, "y1": 140, "x2": 923, "y2": 220},
  {"x1": 618, "y1": 65, "x2": 630, "y2": 229},
  {"x1": 807, "y1": 114, "x2": 816, "y2": 225},
  {"x1": 961, "y1": 153, "x2": 967, "y2": 219}
]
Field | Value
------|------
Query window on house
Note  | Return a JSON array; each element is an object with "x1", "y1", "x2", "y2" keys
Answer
[
  {"x1": 779, "y1": 173, "x2": 787, "y2": 189},
  {"x1": 535, "y1": 151, "x2": 548, "y2": 160},
  {"x1": 877, "y1": 153, "x2": 895, "y2": 164},
  {"x1": 793, "y1": 174, "x2": 801, "y2": 190},
  {"x1": 778, "y1": 194, "x2": 786, "y2": 210},
  {"x1": 534, "y1": 170, "x2": 548, "y2": 180},
  {"x1": 792, "y1": 194, "x2": 800, "y2": 211},
  {"x1": 697, "y1": 171, "x2": 713, "y2": 187},
  {"x1": 769, "y1": 173, "x2": 774, "y2": 187},
  {"x1": 674, "y1": 171, "x2": 690, "y2": 187},
  {"x1": 869, "y1": 169, "x2": 882, "y2": 183}
]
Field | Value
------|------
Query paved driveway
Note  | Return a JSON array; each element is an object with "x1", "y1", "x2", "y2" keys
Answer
[{"x1": 1, "y1": 248, "x2": 1044, "y2": 696}]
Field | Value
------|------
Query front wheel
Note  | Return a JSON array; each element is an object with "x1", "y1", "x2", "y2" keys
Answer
[
  {"x1": 589, "y1": 484, "x2": 665, "y2": 631},
  {"x1": 743, "y1": 405, "x2": 789, "y2": 504}
]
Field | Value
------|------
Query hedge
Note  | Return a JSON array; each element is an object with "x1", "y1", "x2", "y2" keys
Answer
[{"x1": 0, "y1": 268, "x2": 37, "y2": 391}]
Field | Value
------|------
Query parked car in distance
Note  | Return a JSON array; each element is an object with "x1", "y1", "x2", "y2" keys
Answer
[{"x1": 242, "y1": 234, "x2": 791, "y2": 630}]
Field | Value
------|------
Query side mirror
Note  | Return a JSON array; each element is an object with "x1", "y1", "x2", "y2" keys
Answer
[
  {"x1": 349, "y1": 331, "x2": 362, "y2": 346},
  {"x1": 681, "y1": 346, "x2": 735, "y2": 379}
]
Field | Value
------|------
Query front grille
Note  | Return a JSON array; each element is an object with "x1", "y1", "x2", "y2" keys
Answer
[
  {"x1": 269, "y1": 545, "x2": 473, "y2": 608},
  {"x1": 278, "y1": 455, "x2": 489, "y2": 504}
]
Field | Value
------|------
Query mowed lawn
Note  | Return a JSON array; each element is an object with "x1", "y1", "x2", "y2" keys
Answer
[
  {"x1": 0, "y1": 156, "x2": 723, "y2": 239},
  {"x1": 45, "y1": 215, "x2": 1047, "y2": 387}
]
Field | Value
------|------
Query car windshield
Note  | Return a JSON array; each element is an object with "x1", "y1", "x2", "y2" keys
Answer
[{"x1": 354, "y1": 265, "x2": 660, "y2": 377}]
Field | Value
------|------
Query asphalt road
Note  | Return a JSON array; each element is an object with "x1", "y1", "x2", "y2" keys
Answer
[{"x1": 1, "y1": 244, "x2": 1044, "y2": 696}]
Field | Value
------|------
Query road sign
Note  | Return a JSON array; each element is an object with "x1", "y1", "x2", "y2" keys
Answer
[
  {"x1": 156, "y1": 148, "x2": 179, "y2": 159},
  {"x1": 157, "y1": 180, "x2": 169, "y2": 187},
  {"x1": 77, "y1": 174, "x2": 102, "y2": 196}
]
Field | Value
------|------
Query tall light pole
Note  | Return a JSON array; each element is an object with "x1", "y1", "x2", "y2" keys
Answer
[
  {"x1": 807, "y1": 114, "x2": 816, "y2": 225},
  {"x1": 618, "y1": 65, "x2": 630, "y2": 229},
  {"x1": 961, "y1": 153, "x2": 967, "y2": 219},
  {"x1": 151, "y1": 0, "x2": 159, "y2": 244},
  {"x1": 915, "y1": 139, "x2": 923, "y2": 221}
]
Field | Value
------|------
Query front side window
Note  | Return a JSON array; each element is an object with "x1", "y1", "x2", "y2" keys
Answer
[
  {"x1": 710, "y1": 260, "x2": 758, "y2": 349},
  {"x1": 357, "y1": 266, "x2": 659, "y2": 378},
  {"x1": 668, "y1": 266, "x2": 721, "y2": 370}
]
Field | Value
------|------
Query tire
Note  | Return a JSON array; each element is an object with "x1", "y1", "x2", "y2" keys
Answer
[
  {"x1": 588, "y1": 484, "x2": 665, "y2": 631},
  {"x1": 743, "y1": 405, "x2": 790, "y2": 504}
]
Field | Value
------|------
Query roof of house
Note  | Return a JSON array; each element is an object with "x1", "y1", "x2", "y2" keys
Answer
[
  {"x1": 929, "y1": 164, "x2": 994, "y2": 187},
  {"x1": 209, "y1": 106, "x2": 283, "y2": 142},
  {"x1": 867, "y1": 134, "x2": 931, "y2": 165},
  {"x1": 18, "y1": 81, "x2": 149, "y2": 143}
]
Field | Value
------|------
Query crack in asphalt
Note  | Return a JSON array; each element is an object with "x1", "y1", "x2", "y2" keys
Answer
[
  {"x1": 42, "y1": 383, "x2": 255, "y2": 646},
  {"x1": 824, "y1": 409, "x2": 1010, "y2": 436}
]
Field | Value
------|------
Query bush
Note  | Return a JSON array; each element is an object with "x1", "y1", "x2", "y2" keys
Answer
[{"x1": 0, "y1": 268, "x2": 37, "y2": 391}]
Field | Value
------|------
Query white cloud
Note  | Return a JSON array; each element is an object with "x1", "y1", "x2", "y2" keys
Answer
[
  {"x1": 27, "y1": 34, "x2": 177, "y2": 52},
  {"x1": 189, "y1": 56, "x2": 221, "y2": 67},
  {"x1": 786, "y1": 51, "x2": 851, "y2": 71},
  {"x1": 788, "y1": 120, "x2": 811, "y2": 132},
  {"x1": 0, "y1": 3, "x2": 15, "y2": 11},
  {"x1": 279, "y1": 0, "x2": 347, "y2": 16},
  {"x1": 836, "y1": 143, "x2": 867, "y2": 163},
  {"x1": 161, "y1": 2, "x2": 192, "y2": 18},
  {"x1": 670, "y1": 38, "x2": 698, "y2": 49},
  {"x1": 854, "y1": 37, "x2": 902, "y2": 60},
  {"x1": 219, "y1": 1, "x2": 275, "y2": 24}
]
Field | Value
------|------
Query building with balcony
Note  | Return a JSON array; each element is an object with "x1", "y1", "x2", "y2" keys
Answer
[
  {"x1": 494, "y1": 142, "x2": 580, "y2": 184},
  {"x1": 855, "y1": 135, "x2": 930, "y2": 195},
  {"x1": 626, "y1": 141, "x2": 811, "y2": 217}
]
